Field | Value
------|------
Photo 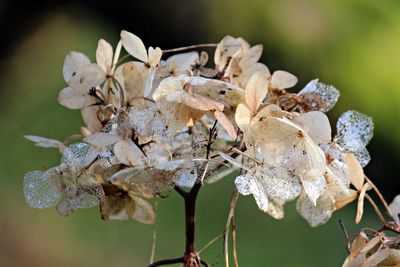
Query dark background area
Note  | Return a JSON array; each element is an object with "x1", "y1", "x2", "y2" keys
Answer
[{"x1": 0, "y1": 0, "x2": 399, "y2": 266}]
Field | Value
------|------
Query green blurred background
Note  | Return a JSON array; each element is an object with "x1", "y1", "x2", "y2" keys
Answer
[{"x1": 0, "y1": 0, "x2": 399, "y2": 266}]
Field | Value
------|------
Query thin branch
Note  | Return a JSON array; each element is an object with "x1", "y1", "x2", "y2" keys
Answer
[
  {"x1": 365, "y1": 193, "x2": 387, "y2": 226},
  {"x1": 339, "y1": 220, "x2": 349, "y2": 240},
  {"x1": 148, "y1": 257, "x2": 184, "y2": 267},
  {"x1": 224, "y1": 189, "x2": 239, "y2": 267},
  {"x1": 198, "y1": 234, "x2": 224, "y2": 254},
  {"x1": 162, "y1": 43, "x2": 218, "y2": 54},
  {"x1": 231, "y1": 216, "x2": 239, "y2": 267},
  {"x1": 150, "y1": 200, "x2": 159, "y2": 265},
  {"x1": 113, "y1": 53, "x2": 131, "y2": 67},
  {"x1": 365, "y1": 176, "x2": 395, "y2": 220},
  {"x1": 200, "y1": 259, "x2": 211, "y2": 267},
  {"x1": 111, "y1": 76, "x2": 125, "y2": 107}
]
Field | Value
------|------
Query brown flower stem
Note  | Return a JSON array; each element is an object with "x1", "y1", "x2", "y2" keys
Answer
[
  {"x1": 224, "y1": 189, "x2": 239, "y2": 267},
  {"x1": 365, "y1": 193, "x2": 387, "y2": 226},
  {"x1": 231, "y1": 215, "x2": 239, "y2": 267},
  {"x1": 162, "y1": 44, "x2": 218, "y2": 54},
  {"x1": 365, "y1": 176, "x2": 396, "y2": 220}
]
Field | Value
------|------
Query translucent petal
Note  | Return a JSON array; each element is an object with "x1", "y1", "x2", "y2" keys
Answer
[
  {"x1": 129, "y1": 195, "x2": 156, "y2": 224},
  {"x1": 251, "y1": 117, "x2": 327, "y2": 204},
  {"x1": 61, "y1": 142, "x2": 99, "y2": 171},
  {"x1": 351, "y1": 147, "x2": 371, "y2": 168},
  {"x1": 23, "y1": 168, "x2": 62, "y2": 209},
  {"x1": 174, "y1": 169, "x2": 197, "y2": 188},
  {"x1": 235, "y1": 173, "x2": 269, "y2": 212},
  {"x1": 336, "y1": 110, "x2": 374, "y2": 166},
  {"x1": 266, "y1": 198, "x2": 285, "y2": 219},
  {"x1": 298, "y1": 79, "x2": 340, "y2": 112},
  {"x1": 294, "y1": 111, "x2": 331, "y2": 145},
  {"x1": 257, "y1": 165, "x2": 301, "y2": 201},
  {"x1": 297, "y1": 191, "x2": 335, "y2": 227},
  {"x1": 114, "y1": 139, "x2": 146, "y2": 166}
]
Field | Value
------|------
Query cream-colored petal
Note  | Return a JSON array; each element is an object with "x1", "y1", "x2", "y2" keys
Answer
[
  {"x1": 245, "y1": 71, "x2": 269, "y2": 113},
  {"x1": 271, "y1": 70, "x2": 298, "y2": 89},
  {"x1": 120, "y1": 30, "x2": 148, "y2": 62},
  {"x1": 96, "y1": 39, "x2": 113, "y2": 73},
  {"x1": 58, "y1": 87, "x2": 86, "y2": 109}
]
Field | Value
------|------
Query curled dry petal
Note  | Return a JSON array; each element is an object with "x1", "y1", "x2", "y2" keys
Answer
[
  {"x1": 120, "y1": 30, "x2": 148, "y2": 63},
  {"x1": 355, "y1": 182, "x2": 372, "y2": 224},
  {"x1": 345, "y1": 153, "x2": 365, "y2": 191}
]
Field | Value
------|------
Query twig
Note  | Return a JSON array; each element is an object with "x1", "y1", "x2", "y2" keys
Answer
[
  {"x1": 200, "y1": 259, "x2": 211, "y2": 267},
  {"x1": 339, "y1": 220, "x2": 349, "y2": 240},
  {"x1": 148, "y1": 257, "x2": 184, "y2": 267},
  {"x1": 231, "y1": 216, "x2": 239, "y2": 267},
  {"x1": 365, "y1": 193, "x2": 387, "y2": 226},
  {"x1": 162, "y1": 44, "x2": 218, "y2": 54},
  {"x1": 224, "y1": 189, "x2": 239, "y2": 267},
  {"x1": 111, "y1": 76, "x2": 125, "y2": 107},
  {"x1": 150, "y1": 200, "x2": 159, "y2": 265},
  {"x1": 365, "y1": 176, "x2": 395, "y2": 220},
  {"x1": 198, "y1": 234, "x2": 224, "y2": 254}
]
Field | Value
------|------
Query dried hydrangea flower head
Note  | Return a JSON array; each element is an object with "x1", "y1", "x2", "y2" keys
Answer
[{"x1": 23, "y1": 31, "x2": 398, "y2": 267}]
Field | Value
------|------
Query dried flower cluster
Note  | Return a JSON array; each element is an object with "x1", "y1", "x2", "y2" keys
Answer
[{"x1": 23, "y1": 31, "x2": 399, "y2": 266}]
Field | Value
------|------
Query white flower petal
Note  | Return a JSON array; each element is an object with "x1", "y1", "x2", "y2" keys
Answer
[
  {"x1": 120, "y1": 30, "x2": 148, "y2": 63},
  {"x1": 63, "y1": 51, "x2": 91, "y2": 83},
  {"x1": 96, "y1": 39, "x2": 113, "y2": 73},
  {"x1": 271, "y1": 70, "x2": 298, "y2": 89},
  {"x1": 58, "y1": 87, "x2": 87, "y2": 109}
]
